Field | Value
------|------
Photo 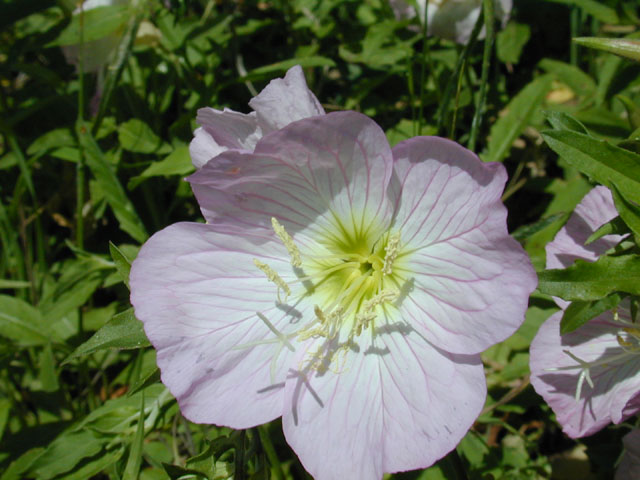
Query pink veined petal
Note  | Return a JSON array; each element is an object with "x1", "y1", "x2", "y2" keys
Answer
[
  {"x1": 616, "y1": 429, "x2": 640, "y2": 480},
  {"x1": 529, "y1": 312, "x2": 640, "y2": 438},
  {"x1": 248, "y1": 65, "x2": 325, "y2": 133},
  {"x1": 546, "y1": 186, "x2": 622, "y2": 271},
  {"x1": 281, "y1": 321, "x2": 485, "y2": 479},
  {"x1": 129, "y1": 222, "x2": 310, "y2": 428},
  {"x1": 390, "y1": 136, "x2": 536, "y2": 354},
  {"x1": 188, "y1": 111, "x2": 395, "y2": 242}
]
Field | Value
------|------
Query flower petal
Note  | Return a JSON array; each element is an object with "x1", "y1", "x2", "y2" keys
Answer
[
  {"x1": 390, "y1": 136, "x2": 536, "y2": 354},
  {"x1": 129, "y1": 222, "x2": 309, "y2": 428},
  {"x1": 248, "y1": 65, "x2": 325, "y2": 133},
  {"x1": 546, "y1": 186, "x2": 622, "y2": 270},
  {"x1": 188, "y1": 111, "x2": 395, "y2": 242},
  {"x1": 616, "y1": 429, "x2": 640, "y2": 480},
  {"x1": 530, "y1": 312, "x2": 640, "y2": 438},
  {"x1": 281, "y1": 325, "x2": 485, "y2": 479},
  {"x1": 189, "y1": 108, "x2": 262, "y2": 168}
]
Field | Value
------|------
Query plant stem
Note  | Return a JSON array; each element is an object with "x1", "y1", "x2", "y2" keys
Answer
[{"x1": 468, "y1": 0, "x2": 495, "y2": 151}]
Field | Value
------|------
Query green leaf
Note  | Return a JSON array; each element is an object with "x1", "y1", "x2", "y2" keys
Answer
[
  {"x1": 539, "y1": 58, "x2": 596, "y2": 98},
  {"x1": 0, "y1": 295, "x2": 51, "y2": 346},
  {"x1": 109, "y1": 241, "x2": 132, "y2": 289},
  {"x1": 541, "y1": 129, "x2": 640, "y2": 204},
  {"x1": 127, "y1": 366, "x2": 160, "y2": 397},
  {"x1": 496, "y1": 22, "x2": 531, "y2": 64},
  {"x1": 610, "y1": 182, "x2": 640, "y2": 239},
  {"x1": 544, "y1": 111, "x2": 589, "y2": 134},
  {"x1": 48, "y1": 4, "x2": 128, "y2": 46},
  {"x1": 560, "y1": 294, "x2": 624, "y2": 334},
  {"x1": 0, "y1": 448, "x2": 45, "y2": 480},
  {"x1": 543, "y1": 0, "x2": 618, "y2": 24},
  {"x1": 28, "y1": 430, "x2": 106, "y2": 480},
  {"x1": 574, "y1": 37, "x2": 640, "y2": 63},
  {"x1": 118, "y1": 119, "x2": 171, "y2": 154},
  {"x1": 64, "y1": 308, "x2": 150, "y2": 364},
  {"x1": 585, "y1": 216, "x2": 630, "y2": 245},
  {"x1": 484, "y1": 75, "x2": 552, "y2": 163},
  {"x1": 128, "y1": 145, "x2": 194, "y2": 189},
  {"x1": 0, "y1": 398, "x2": 10, "y2": 443},
  {"x1": 0, "y1": 279, "x2": 31, "y2": 289},
  {"x1": 77, "y1": 121, "x2": 148, "y2": 243},
  {"x1": 616, "y1": 94, "x2": 640, "y2": 130},
  {"x1": 242, "y1": 56, "x2": 336, "y2": 82},
  {"x1": 38, "y1": 343, "x2": 60, "y2": 392},
  {"x1": 26, "y1": 128, "x2": 75, "y2": 155},
  {"x1": 537, "y1": 255, "x2": 640, "y2": 301},
  {"x1": 512, "y1": 212, "x2": 568, "y2": 241}
]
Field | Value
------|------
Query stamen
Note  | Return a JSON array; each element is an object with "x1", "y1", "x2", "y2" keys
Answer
[
  {"x1": 254, "y1": 259, "x2": 291, "y2": 302},
  {"x1": 256, "y1": 312, "x2": 295, "y2": 352},
  {"x1": 354, "y1": 289, "x2": 398, "y2": 335},
  {"x1": 272, "y1": 217, "x2": 302, "y2": 267},
  {"x1": 382, "y1": 232, "x2": 401, "y2": 275}
]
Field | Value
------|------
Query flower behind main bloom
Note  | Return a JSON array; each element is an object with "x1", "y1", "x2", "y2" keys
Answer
[
  {"x1": 530, "y1": 186, "x2": 640, "y2": 438},
  {"x1": 130, "y1": 68, "x2": 536, "y2": 479},
  {"x1": 390, "y1": 0, "x2": 512, "y2": 44}
]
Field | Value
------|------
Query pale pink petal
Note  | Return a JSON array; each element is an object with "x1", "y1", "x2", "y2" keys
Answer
[
  {"x1": 189, "y1": 108, "x2": 262, "y2": 168},
  {"x1": 546, "y1": 186, "x2": 622, "y2": 271},
  {"x1": 130, "y1": 222, "x2": 310, "y2": 428},
  {"x1": 390, "y1": 136, "x2": 536, "y2": 354},
  {"x1": 616, "y1": 430, "x2": 640, "y2": 480},
  {"x1": 248, "y1": 65, "x2": 325, "y2": 133},
  {"x1": 530, "y1": 312, "x2": 640, "y2": 438},
  {"x1": 282, "y1": 324, "x2": 485, "y2": 479},
  {"x1": 188, "y1": 111, "x2": 394, "y2": 242}
]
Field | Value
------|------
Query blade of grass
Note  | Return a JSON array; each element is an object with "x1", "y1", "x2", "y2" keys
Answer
[{"x1": 468, "y1": 0, "x2": 495, "y2": 151}]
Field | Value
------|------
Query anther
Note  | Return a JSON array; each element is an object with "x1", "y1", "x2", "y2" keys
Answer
[
  {"x1": 272, "y1": 217, "x2": 302, "y2": 267},
  {"x1": 254, "y1": 258, "x2": 291, "y2": 302},
  {"x1": 382, "y1": 232, "x2": 400, "y2": 275}
]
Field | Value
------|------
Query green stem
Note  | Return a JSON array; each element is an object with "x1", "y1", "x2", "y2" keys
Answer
[
  {"x1": 468, "y1": 0, "x2": 495, "y2": 151},
  {"x1": 435, "y1": 11, "x2": 484, "y2": 136},
  {"x1": 417, "y1": 1, "x2": 430, "y2": 135},
  {"x1": 76, "y1": 3, "x2": 86, "y2": 249},
  {"x1": 258, "y1": 425, "x2": 285, "y2": 480}
]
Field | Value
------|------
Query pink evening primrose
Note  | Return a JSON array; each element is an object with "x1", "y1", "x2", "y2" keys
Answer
[
  {"x1": 129, "y1": 67, "x2": 536, "y2": 478},
  {"x1": 189, "y1": 65, "x2": 325, "y2": 169},
  {"x1": 389, "y1": 0, "x2": 512, "y2": 44},
  {"x1": 617, "y1": 429, "x2": 640, "y2": 480},
  {"x1": 530, "y1": 186, "x2": 640, "y2": 438}
]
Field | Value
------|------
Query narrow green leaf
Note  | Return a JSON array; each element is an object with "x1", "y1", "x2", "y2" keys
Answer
[
  {"x1": 38, "y1": 343, "x2": 60, "y2": 393},
  {"x1": 122, "y1": 392, "x2": 145, "y2": 480},
  {"x1": 0, "y1": 398, "x2": 10, "y2": 443},
  {"x1": 109, "y1": 241, "x2": 132, "y2": 289},
  {"x1": 574, "y1": 37, "x2": 640, "y2": 63},
  {"x1": 585, "y1": 216, "x2": 630, "y2": 245},
  {"x1": 512, "y1": 212, "x2": 568, "y2": 241},
  {"x1": 77, "y1": 122, "x2": 148, "y2": 243},
  {"x1": 541, "y1": 129, "x2": 640, "y2": 204},
  {"x1": 544, "y1": 111, "x2": 588, "y2": 134},
  {"x1": 0, "y1": 279, "x2": 31, "y2": 289},
  {"x1": 127, "y1": 366, "x2": 160, "y2": 397},
  {"x1": 560, "y1": 294, "x2": 624, "y2": 334},
  {"x1": 484, "y1": 75, "x2": 552, "y2": 163},
  {"x1": 0, "y1": 448, "x2": 45, "y2": 480},
  {"x1": 616, "y1": 94, "x2": 640, "y2": 130},
  {"x1": 537, "y1": 255, "x2": 640, "y2": 301},
  {"x1": 610, "y1": 182, "x2": 640, "y2": 239},
  {"x1": 64, "y1": 308, "x2": 150, "y2": 364},
  {"x1": 496, "y1": 22, "x2": 531, "y2": 64}
]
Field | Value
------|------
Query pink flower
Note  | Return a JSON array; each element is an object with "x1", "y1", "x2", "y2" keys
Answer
[
  {"x1": 389, "y1": 0, "x2": 512, "y2": 44},
  {"x1": 617, "y1": 430, "x2": 640, "y2": 480},
  {"x1": 130, "y1": 68, "x2": 536, "y2": 479},
  {"x1": 530, "y1": 186, "x2": 640, "y2": 438},
  {"x1": 189, "y1": 65, "x2": 325, "y2": 169}
]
